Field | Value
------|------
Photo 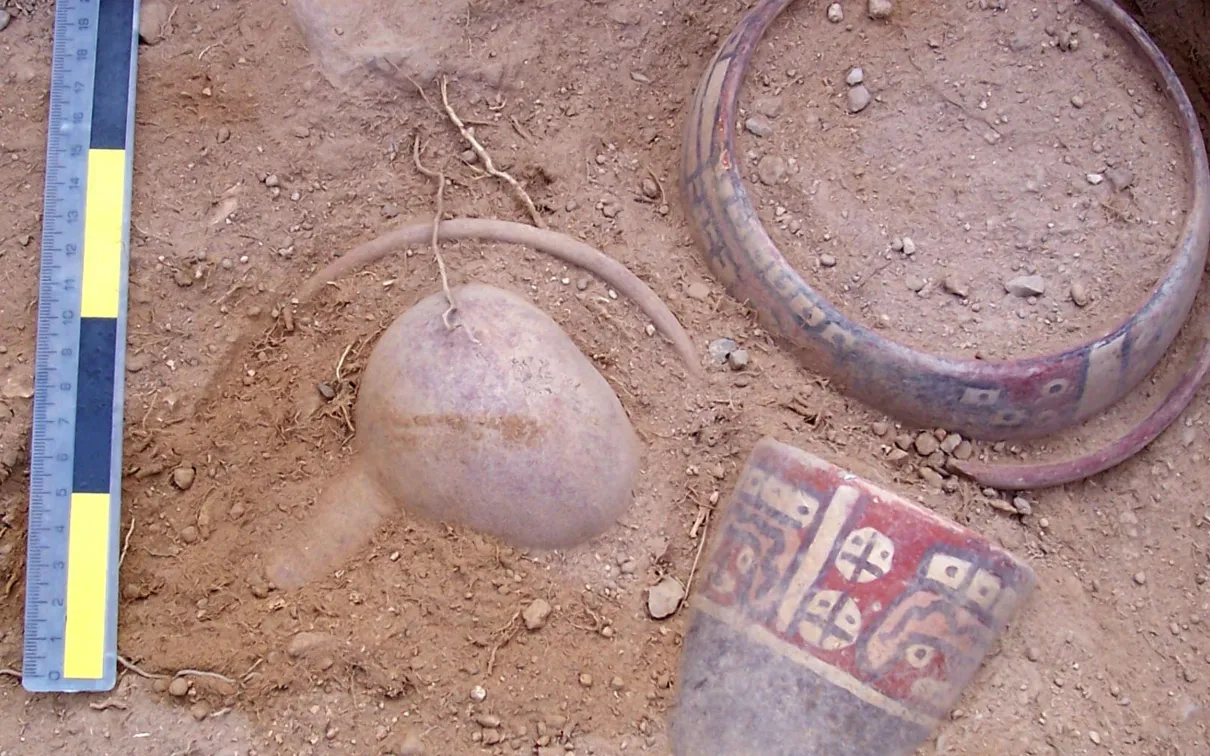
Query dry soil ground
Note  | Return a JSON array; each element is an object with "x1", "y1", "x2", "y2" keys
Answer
[{"x1": 1, "y1": 0, "x2": 1209, "y2": 755}]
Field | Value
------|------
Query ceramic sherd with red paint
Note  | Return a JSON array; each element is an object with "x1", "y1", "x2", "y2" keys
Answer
[{"x1": 670, "y1": 437, "x2": 1038, "y2": 755}]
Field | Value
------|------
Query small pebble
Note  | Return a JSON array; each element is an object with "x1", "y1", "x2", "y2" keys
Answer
[
  {"x1": 754, "y1": 96, "x2": 784, "y2": 118},
  {"x1": 914, "y1": 433, "x2": 939, "y2": 456},
  {"x1": 919, "y1": 468, "x2": 944, "y2": 488},
  {"x1": 317, "y1": 382, "x2": 336, "y2": 400},
  {"x1": 1086, "y1": 172, "x2": 1104, "y2": 185},
  {"x1": 190, "y1": 702, "x2": 210, "y2": 721},
  {"x1": 1089, "y1": 731, "x2": 1101, "y2": 746},
  {"x1": 943, "y1": 274, "x2": 968, "y2": 298},
  {"x1": 470, "y1": 685, "x2": 487, "y2": 702},
  {"x1": 172, "y1": 466, "x2": 196, "y2": 490},
  {"x1": 827, "y1": 2, "x2": 844, "y2": 22},
  {"x1": 847, "y1": 85, "x2": 872, "y2": 113},
  {"x1": 905, "y1": 277, "x2": 926, "y2": 293},
  {"x1": 727, "y1": 349, "x2": 750, "y2": 370},
  {"x1": 867, "y1": 0, "x2": 893, "y2": 19},
  {"x1": 886, "y1": 449, "x2": 910, "y2": 466},
  {"x1": 1011, "y1": 497, "x2": 1033, "y2": 516},
  {"x1": 180, "y1": 526, "x2": 199, "y2": 544},
  {"x1": 647, "y1": 576, "x2": 686, "y2": 619},
  {"x1": 687, "y1": 282, "x2": 712, "y2": 300},
  {"x1": 757, "y1": 155, "x2": 788, "y2": 185},
  {"x1": 846, "y1": 67, "x2": 864, "y2": 86},
  {"x1": 1071, "y1": 94, "x2": 1085, "y2": 109},
  {"x1": 1070, "y1": 281, "x2": 1090, "y2": 307},
  {"x1": 475, "y1": 714, "x2": 502, "y2": 729},
  {"x1": 168, "y1": 677, "x2": 190, "y2": 697},
  {"x1": 819, "y1": 253, "x2": 837, "y2": 268},
  {"x1": 523, "y1": 599, "x2": 552, "y2": 631},
  {"x1": 901, "y1": 237, "x2": 917, "y2": 256},
  {"x1": 1133, "y1": 572, "x2": 1147, "y2": 586},
  {"x1": 708, "y1": 338, "x2": 738, "y2": 363},
  {"x1": 745, "y1": 116, "x2": 774, "y2": 137},
  {"x1": 578, "y1": 673, "x2": 593, "y2": 688},
  {"x1": 264, "y1": 174, "x2": 280, "y2": 188},
  {"x1": 1005, "y1": 275, "x2": 1045, "y2": 297}
]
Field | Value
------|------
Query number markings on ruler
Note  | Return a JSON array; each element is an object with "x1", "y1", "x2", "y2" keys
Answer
[{"x1": 23, "y1": 0, "x2": 139, "y2": 692}]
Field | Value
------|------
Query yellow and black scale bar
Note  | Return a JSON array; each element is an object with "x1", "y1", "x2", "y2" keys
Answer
[{"x1": 24, "y1": 0, "x2": 137, "y2": 692}]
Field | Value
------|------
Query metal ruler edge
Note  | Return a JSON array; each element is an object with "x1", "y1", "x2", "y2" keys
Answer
[{"x1": 22, "y1": 0, "x2": 141, "y2": 693}]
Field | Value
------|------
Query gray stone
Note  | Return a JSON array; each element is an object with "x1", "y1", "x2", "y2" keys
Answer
[
  {"x1": 846, "y1": 67, "x2": 865, "y2": 86},
  {"x1": 847, "y1": 85, "x2": 872, "y2": 113},
  {"x1": 1005, "y1": 275, "x2": 1045, "y2": 297},
  {"x1": 648, "y1": 577, "x2": 686, "y2": 619},
  {"x1": 745, "y1": 116, "x2": 774, "y2": 137},
  {"x1": 708, "y1": 338, "x2": 738, "y2": 363}
]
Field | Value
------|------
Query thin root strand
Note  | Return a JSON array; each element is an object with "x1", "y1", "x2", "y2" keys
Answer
[
  {"x1": 440, "y1": 77, "x2": 545, "y2": 228},
  {"x1": 413, "y1": 135, "x2": 459, "y2": 330}
]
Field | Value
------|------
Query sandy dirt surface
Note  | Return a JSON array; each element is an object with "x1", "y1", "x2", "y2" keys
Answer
[{"x1": 1, "y1": 0, "x2": 1209, "y2": 754}]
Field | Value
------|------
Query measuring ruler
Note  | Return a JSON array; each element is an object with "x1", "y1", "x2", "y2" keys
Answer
[{"x1": 22, "y1": 0, "x2": 140, "y2": 693}]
